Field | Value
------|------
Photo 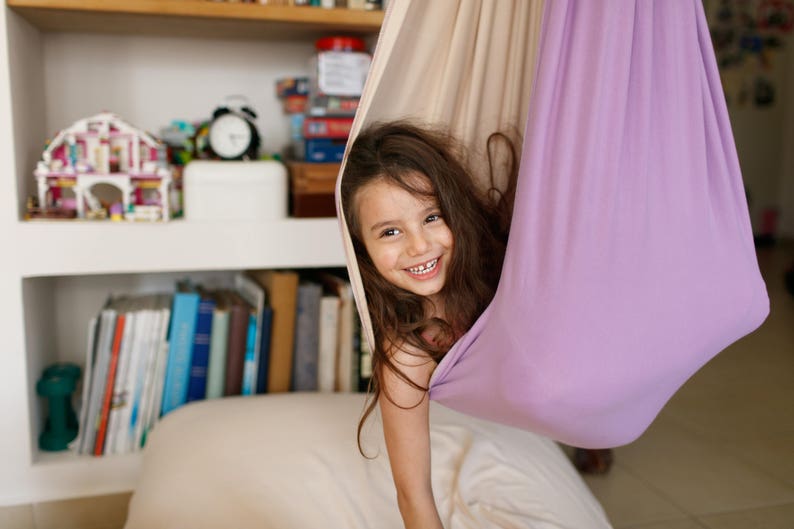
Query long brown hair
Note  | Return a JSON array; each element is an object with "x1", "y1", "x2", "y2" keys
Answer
[{"x1": 341, "y1": 121, "x2": 518, "y2": 455}]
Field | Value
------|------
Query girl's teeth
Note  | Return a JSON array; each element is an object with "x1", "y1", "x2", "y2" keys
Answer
[{"x1": 408, "y1": 259, "x2": 438, "y2": 274}]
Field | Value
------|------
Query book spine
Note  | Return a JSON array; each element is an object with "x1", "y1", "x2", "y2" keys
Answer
[
  {"x1": 121, "y1": 309, "x2": 152, "y2": 454},
  {"x1": 317, "y1": 295, "x2": 339, "y2": 393},
  {"x1": 81, "y1": 309, "x2": 117, "y2": 455},
  {"x1": 72, "y1": 316, "x2": 98, "y2": 453},
  {"x1": 291, "y1": 282, "x2": 322, "y2": 392},
  {"x1": 255, "y1": 307, "x2": 274, "y2": 394},
  {"x1": 94, "y1": 313, "x2": 126, "y2": 456},
  {"x1": 247, "y1": 270, "x2": 299, "y2": 393},
  {"x1": 105, "y1": 310, "x2": 138, "y2": 455},
  {"x1": 335, "y1": 281, "x2": 354, "y2": 392},
  {"x1": 224, "y1": 302, "x2": 250, "y2": 396},
  {"x1": 241, "y1": 313, "x2": 258, "y2": 395},
  {"x1": 186, "y1": 297, "x2": 216, "y2": 402},
  {"x1": 235, "y1": 274, "x2": 265, "y2": 395},
  {"x1": 143, "y1": 305, "x2": 171, "y2": 447},
  {"x1": 131, "y1": 308, "x2": 161, "y2": 451},
  {"x1": 161, "y1": 292, "x2": 200, "y2": 416},
  {"x1": 205, "y1": 308, "x2": 230, "y2": 399}
]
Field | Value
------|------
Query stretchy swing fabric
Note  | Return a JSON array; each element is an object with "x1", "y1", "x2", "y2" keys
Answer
[{"x1": 338, "y1": 0, "x2": 769, "y2": 448}]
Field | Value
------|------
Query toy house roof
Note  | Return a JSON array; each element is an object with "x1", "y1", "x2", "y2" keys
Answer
[{"x1": 42, "y1": 112, "x2": 161, "y2": 159}]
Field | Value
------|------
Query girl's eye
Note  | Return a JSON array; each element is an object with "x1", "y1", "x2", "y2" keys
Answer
[
  {"x1": 380, "y1": 228, "x2": 400, "y2": 238},
  {"x1": 425, "y1": 213, "x2": 441, "y2": 223}
]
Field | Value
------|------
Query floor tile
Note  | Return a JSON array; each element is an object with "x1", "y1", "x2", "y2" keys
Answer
[
  {"x1": 613, "y1": 414, "x2": 794, "y2": 515},
  {"x1": 0, "y1": 504, "x2": 35, "y2": 529},
  {"x1": 697, "y1": 502, "x2": 794, "y2": 529},
  {"x1": 659, "y1": 317, "x2": 794, "y2": 442},
  {"x1": 621, "y1": 518, "x2": 706, "y2": 529},
  {"x1": 581, "y1": 464, "x2": 687, "y2": 528},
  {"x1": 33, "y1": 492, "x2": 131, "y2": 529},
  {"x1": 720, "y1": 431, "x2": 794, "y2": 488}
]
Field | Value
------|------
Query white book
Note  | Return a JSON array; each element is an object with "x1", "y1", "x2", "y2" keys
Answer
[
  {"x1": 321, "y1": 274, "x2": 355, "y2": 392},
  {"x1": 81, "y1": 307, "x2": 118, "y2": 455},
  {"x1": 133, "y1": 302, "x2": 165, "y2": 451},
  {"x1": 70, "y1": 316, "x2": 98, "y2": 453},
  {"x1": 142, "y1": 295, "x2": 171, "y2": 445},
  {"x1": 317, "y1": 295, "x2": 340, "y2": 393},
  {"x1": 334, "y1": 281, "x2": 355, "y2": 392},
  {"x1": 118, "y1": 306, "x2": 152, "y2": 454},
  {"x1": 105, "y1": 308, "x2": 137, "y2": 455},
  {"x1": 146, "y1": 302, "x2": 172, "y2": 442}
]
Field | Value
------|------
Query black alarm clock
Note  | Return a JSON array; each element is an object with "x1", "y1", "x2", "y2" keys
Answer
[{"x1": 208, "y1": 98, "x2": 261, "y2": 160}]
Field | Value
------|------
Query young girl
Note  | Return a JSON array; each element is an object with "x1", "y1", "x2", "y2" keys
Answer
[{"x1": 341, "y1": 121, "x2": 516, "y2": 529}]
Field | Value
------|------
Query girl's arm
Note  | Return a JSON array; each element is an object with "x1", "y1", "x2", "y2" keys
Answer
[{"x1": 379, "y1": 345, "x2": 444, "y2": 529}]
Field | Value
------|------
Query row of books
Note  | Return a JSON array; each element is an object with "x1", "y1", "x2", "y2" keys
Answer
[{"x1": 72, "y1": 270, "x2": 372, "y2": 457}]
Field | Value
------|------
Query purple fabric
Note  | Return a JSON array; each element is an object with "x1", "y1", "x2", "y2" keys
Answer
[{"x1": 428, "y1": 0, "x2": 769, "y2": 448}]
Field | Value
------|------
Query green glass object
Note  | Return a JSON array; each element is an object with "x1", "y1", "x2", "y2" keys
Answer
[{"x1": 37, "y1": 363, "x2": 81, "y2": 451}]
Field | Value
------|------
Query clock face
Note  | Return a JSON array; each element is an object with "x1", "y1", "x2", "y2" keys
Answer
[{"x1": 209, "y1": 113, "x2": 254, "y2": 159}]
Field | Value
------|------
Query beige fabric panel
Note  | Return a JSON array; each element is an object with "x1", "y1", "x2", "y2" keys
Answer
[{"x1": 337, "y1": 0, "x2": 545, "y2": 351}]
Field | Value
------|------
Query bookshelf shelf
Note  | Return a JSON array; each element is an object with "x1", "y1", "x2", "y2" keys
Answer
[
  {"x1": 6, "y1": 0, "x2": 384, "y2": 40},
  {"x1": 16, "y1": 218, "x2": 346, "y2": 277},
  {"x1": 29, "y1": 451, "x2": 143, "y2": 503}
]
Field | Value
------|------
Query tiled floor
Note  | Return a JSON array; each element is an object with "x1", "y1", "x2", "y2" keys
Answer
[
  {"x1": 582, "y1": 241, "x2": 794, "y2": 528},
  {"x1": 1, "y1": 243, "x2": 792, "y2": 529}
]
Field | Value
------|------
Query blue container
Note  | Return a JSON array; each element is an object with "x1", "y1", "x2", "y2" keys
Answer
[{"x1": 305, "y1": 138, "x2": 346, "y2": 163}]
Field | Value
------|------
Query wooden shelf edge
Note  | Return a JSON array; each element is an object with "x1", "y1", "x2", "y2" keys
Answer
[{"x1": 7, "y1": 0, "x2": 385, "y2": 31}]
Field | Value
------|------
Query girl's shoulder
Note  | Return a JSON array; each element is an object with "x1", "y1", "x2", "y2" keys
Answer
[
  {"x1": 382, "y1": 335, "x2": 436, "y2": 367},
  {"x1": 380, "y1": 337, "x2": 437, "y2": 401}
]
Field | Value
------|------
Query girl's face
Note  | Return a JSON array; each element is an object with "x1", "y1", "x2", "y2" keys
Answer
[{"x1": 355, "y1": 174, "x2": 454, "y2": 306}]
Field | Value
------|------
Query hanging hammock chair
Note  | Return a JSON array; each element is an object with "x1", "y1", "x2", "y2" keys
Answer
[{"x1": 336, "y1": 0, "x2": 769, "y2": 449}]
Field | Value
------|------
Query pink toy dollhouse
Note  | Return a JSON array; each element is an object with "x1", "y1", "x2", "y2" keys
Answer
[{"x1": 34, "y1": 112, "x2": 172, "y2": 221}]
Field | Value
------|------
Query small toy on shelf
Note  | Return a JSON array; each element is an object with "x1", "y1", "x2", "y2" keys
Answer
[
  {"x1": 32, "y1": 112, "x2": 173, "y2": 222},
  {"x1": 36, "y1": 363, "x2": 81, "y2": 451}
]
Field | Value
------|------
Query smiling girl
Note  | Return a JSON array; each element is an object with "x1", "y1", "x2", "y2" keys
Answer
[{"x1": 341, "y1": 121, "x2": 517, "y2": 528}]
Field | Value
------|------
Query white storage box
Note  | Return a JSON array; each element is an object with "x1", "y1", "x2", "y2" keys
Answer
[{"x1": 184, "y1": 160, "x2": 288, "y2": 221}]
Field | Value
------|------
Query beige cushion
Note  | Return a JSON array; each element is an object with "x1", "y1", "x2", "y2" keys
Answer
[{"x1": 125, "y1": 393, "x2": 610, "y2": 529}]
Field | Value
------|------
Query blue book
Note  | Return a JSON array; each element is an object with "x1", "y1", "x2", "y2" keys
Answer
[
  {"x1": 235, "y1": 273, "x2": 265, "y2": 395},
  {"x1": 186, "y1": 295, "x2": 216, "y2": 402},
  {"x1": 255, "y1": 306, "x2": 274, "y2": 394},
  {"x1": 161, "y1": 292, "x2": 200, "y2": 416},
  {"x1": 241, "y1": 313, "x2": 257, "y2": 395}
]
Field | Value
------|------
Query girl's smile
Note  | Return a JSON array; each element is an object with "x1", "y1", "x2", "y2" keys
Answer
[{"x1": 355, "y1": 174, "x2": 453, "y2": 305}]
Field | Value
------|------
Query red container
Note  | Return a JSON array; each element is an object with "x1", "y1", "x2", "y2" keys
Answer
[{"x1": 315, "y1": 36, "x2": 367, "y2": 52}]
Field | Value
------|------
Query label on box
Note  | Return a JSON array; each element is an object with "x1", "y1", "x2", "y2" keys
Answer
[
  {"x1": 318, "y1": 52, "x2": 371, "y2": 96},
  {"x1": 303, "y1": 117, "x2": 354, "y2": 139}
]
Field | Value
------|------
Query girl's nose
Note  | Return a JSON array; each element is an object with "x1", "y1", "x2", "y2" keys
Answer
[{"x1": 406, "y1": 231, "x2": 431, "y2": 256}]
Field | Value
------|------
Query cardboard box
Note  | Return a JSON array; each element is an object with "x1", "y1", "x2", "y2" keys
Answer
[{"x1": 288, "y1": 162, "x2": 339, "y2": 217}]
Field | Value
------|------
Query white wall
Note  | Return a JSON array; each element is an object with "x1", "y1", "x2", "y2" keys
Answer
[
  {"x1": 1, "y1": 6, "x2": 44, "y2": 506},
  {"x1": 33, "y1": 32, "x2": 315, "y2": 201}
]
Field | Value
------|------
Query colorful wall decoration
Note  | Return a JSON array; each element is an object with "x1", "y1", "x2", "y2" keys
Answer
[{"x1": 708, "y1": 0, "x2": 794, "y2": 107}]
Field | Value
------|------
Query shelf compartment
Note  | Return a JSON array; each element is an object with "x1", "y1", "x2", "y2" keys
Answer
[
  {"x1": 6, "y1": 0, "x2": 385, "y2": 40},
  {"x1": 16, "y1": 217, "x2": 347, "y2": 277}
]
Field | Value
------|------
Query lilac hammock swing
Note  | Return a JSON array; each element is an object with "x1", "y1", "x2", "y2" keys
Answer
[{"x1": 337, "y1": 0, "x2": 769, "y2": 448}]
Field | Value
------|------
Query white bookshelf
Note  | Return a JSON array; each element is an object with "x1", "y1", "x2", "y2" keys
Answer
[
  {"x1": 0, "y1": 1, "x2": 379, "y2": 506},
  {"x1": 17, "y1": 218, "x2": 344, "y2": 277}
]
